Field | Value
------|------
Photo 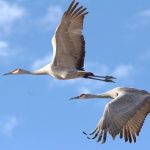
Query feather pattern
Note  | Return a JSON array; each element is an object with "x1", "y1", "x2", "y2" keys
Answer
[
  {"x1": 77, "y1": 87, "x2": 150, "y2": 143},
  {"x1": 52, "y1": 0, "x2": 88, "y2": 70}
]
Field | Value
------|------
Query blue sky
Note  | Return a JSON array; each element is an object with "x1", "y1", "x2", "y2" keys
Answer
[{"x1": 1, "y1": 0, "x2": 150, "y2": 149}]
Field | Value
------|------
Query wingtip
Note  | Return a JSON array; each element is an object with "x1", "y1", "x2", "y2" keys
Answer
[
  {"x1": 82, "y1": 131, "x2": 88, "y2": 135},
  {"x1": 71, "y1": 0, "x2": 76, "y2": 4},
  {"x1": 87, "y1": 136, "x2": 91, "y2": 139},
  {"x1": 83, "y1": 12, "x2": 89, "y2": 16}
]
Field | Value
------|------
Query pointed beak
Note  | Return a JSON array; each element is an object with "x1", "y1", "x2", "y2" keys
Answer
[
  {"x1": 2, "y1": 72, "x2": 12, "y2": 76},
  {"x1": 69, "y1": 96, "x2": 80, "y2": 100}
]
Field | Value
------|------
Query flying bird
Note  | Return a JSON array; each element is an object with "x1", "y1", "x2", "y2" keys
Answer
[
  {"x1": 71, "y1": 87, "x2": 150, "y2": 143},
  {"x1": 3, "y1": 0, "x2": 115, "y2": 82}
]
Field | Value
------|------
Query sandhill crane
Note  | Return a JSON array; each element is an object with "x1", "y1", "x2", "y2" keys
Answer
[
  {"x1": 70, "y1": 87, "x2": 150, "y2": 143},
  {"x1": 3, "y1": 0, "x2": 115, "y2": 82}
]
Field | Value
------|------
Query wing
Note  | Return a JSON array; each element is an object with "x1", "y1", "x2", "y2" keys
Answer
[
  {"x1": 51, "y1": 0, "x2": 88, "y2": 70},
  {"x1": 120, "y1": 99, "x2": 150, "y2": 143},
  {"x1": 87, "y1": 94, "x2": 150, "y2": 143}
]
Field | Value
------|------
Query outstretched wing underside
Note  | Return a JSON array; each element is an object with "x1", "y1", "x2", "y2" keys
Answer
[
  {"x1": 51, "y1": 0, "x2": 88, "y2": 70},
  {"x1": 85, "y1": 94, "x2": 150, "y2": 143}
]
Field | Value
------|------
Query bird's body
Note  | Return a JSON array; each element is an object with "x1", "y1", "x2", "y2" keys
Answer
[
  {"x1": 43, "y1": 64, "x2": 86, "y2": 80},
  {"x1": 3, "y1": 0, "x2": 115, "y2": 82},
  {"x1": 71, "y1": 87, "x2": 150, "y2": 143}
]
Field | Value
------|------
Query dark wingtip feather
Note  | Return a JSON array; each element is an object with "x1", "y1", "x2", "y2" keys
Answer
[
  {"x1": 65, "y1": 0, "x2": 76, "y2": 16},
  {"x1": 76, "y1": 7, "x2": 87, "y2": 17},
  {"x1": 83, "y1": 12, "x2": 89, "y2": 16},
  {"x1": 102, "y1": 130, "x2": 107, "y2": 144},
  {"x1": 92, "y1": 132, "x2": 99, "y2": 139},
  {"x1": 68, "y1": 2, "x2": 79, "y2": 16},
  {"x1": 124, "y1": 128, "x2": 128, "y2": 142},
  {"x1": 97, "y1": 131, "x2": 103, "y2": 142},
  {"x1": 120, "y1": 130, "x2": 123, "y2": 139},
  {"x1": 82, "y1": 131, "x2": 88, "y2": 135},
  {"x1": 133, "y1": 137, "x2": 136, "y2": 143},
  {"x1": 127, "y1": 129, "x2": 132, "y2": 143},
  {"x1": 89, "y1": 127, "x2": 98, "y2": 135},
  {"x1": 66, "y1": 0, "x2": 88, "y2": 18}
]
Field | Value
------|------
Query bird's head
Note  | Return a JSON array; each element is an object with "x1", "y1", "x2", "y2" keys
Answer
[
  {"x1": 3, "y1": 68, "x2": 30, "y2": 75},
  {"x1": 70, "y1": 94, "x2": 92, "y2": 100}
]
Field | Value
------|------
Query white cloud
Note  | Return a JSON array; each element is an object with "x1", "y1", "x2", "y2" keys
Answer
[
  {"x1": 0, "y1": 0, "x2": 26, "y2": 32},
  {"x1": 0, "y1": 40, "x2": 9, "y2": 57},
  {"x1": 0, "y1": 40, "x2": 21, "y2": 61},
  {"x1": 76, "y1": 64, "x2": 134, "y2": 94},
  {"x1": 42, "y1": 5, "x2": 63, "y2": 30},
  {"x1": 126, "y1": 9, "x2": 150, "y2": 30},
  {"x1": 79, "y1": 87, "x2": 91, "y2": 94},
  {"x1": 0, "y1": 40, "x2": 23, "y2": 66},
  {"x1": 85, "y1": 62, "x2": 109, "y2": 75},
  {"x1": 112, "y1": 64, "x2": 133, "y2": 78},
  {"x1": 137, "y1": 9, "x2": 150, "y2": 27},
  {"x1": 0, "y1": 116, "x2": 18, "y2": 137},
  {"x1": 139, "y1": 50, "x2": 150, "y2": 61},
  {"x1": 139, "y1": 9, "x2": 150, "y2": 17},
  {"x1": 0, "y1": 41, "x2": 8, "y2": 48},
  {"x1": 32, "y1": 54, "x2": 51, "y2": 70}
]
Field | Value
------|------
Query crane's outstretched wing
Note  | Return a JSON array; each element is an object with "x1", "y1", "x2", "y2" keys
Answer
[
  {"x1": 51, "y1": 0, "x2": 88, "y2": 70},
  {"x1": 86, "y1": 93, "x2": 150, "y2": 143}
]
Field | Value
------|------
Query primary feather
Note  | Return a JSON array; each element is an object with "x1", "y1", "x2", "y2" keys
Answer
[
  {"x1": 3, "y1": 0, "x2": 116, "y2": 83},
  {"x1": 52, "y1": 0, "x2": 88, "y2": 70},
  {"x1": 71, "y1": 87, "x2": 150, "y2": 143}
]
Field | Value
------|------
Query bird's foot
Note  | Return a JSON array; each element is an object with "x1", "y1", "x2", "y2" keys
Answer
[
  {"x1": 104, "y1": 75, "x2": 116, "y2": 80},
  {"x1": 103, "y1": 76, "x2": 116, "y2": 83},
  {"x1": 103, "y1": 79, "x2": 116, "y2": 83}
]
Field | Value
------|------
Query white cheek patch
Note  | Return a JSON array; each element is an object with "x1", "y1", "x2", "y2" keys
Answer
[{"x1": 13, "y1": 69, "x2": 19, "y2": 74}]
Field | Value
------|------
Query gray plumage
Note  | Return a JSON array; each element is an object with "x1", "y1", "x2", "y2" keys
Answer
[
  {"x1": 71, "y1": 87, "x2": 150, "y2": 143},
  {"x1": 3, "y1": 0, "x2": 115, "y2": 82}
]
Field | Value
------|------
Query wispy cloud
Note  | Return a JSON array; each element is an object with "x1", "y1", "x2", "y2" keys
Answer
[
  {"x1": 112, "y1": 64, "x2": 133, "y2": 78},
  {"x1": 79, "y1": 87, "x2": 91, "y2": 94},
  {"x1": 127, "y1": 9, "x2": 150, "y2": 30},
  {"x1": 85, "y1": 62, "x2": 109, "y2": 75},
  {"x1": 139, "y1": 49, "x2": 150, "y2": 61},
  {"x1": 0, "y1": 116, "x2": 18, "y2": 137},
  {"x1": 31, "y1": 54, "x2": 52, "y2": 70},
  {"x1": 41, "y1": 5, "x2": 63, "y2": 30},
  {"x1": 0, "y1": 41, "x2": 9, "y2": 57},
  {"x1": 139, "y1": 9, "x2": 150, "y2": 17},
  {"x1": 77, "y1": 64, "x2": 134, "y2": 93},
  {"x1": 76, "y1": 62, "x2": 113, "y2": 93},
  {"x1": 0, "y1": 40, "x2": 22, "y2": 64},
  {"x1": 137, "y1": 9, "x2": 150, "y2": 27},
  {"x1": 0, "y1": 0, "x2": 26, "y2": 32}
]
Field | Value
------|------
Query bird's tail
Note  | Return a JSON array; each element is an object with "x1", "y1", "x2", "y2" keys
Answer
[{"x1": 82, "y1": 72, "x2": 116, "y2": 82}]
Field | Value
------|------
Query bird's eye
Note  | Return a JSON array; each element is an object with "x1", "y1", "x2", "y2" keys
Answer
[{"x1": 116, "y1": 93, "x2": 119, "y2": 96}]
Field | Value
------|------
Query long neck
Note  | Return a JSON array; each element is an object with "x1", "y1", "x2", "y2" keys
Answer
[
  {"x1": 89, "y1": 92, "x2": 112, "y2": 99},
  {"x1": 31, "y1": 68, "x2": 48, "y2": 75},
  {"x1": 28, "y1": 64, "x2": 50, "y2": 75},
  {"x1": 19, "y1": 68, "x2": 48, "y2": 75}
]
